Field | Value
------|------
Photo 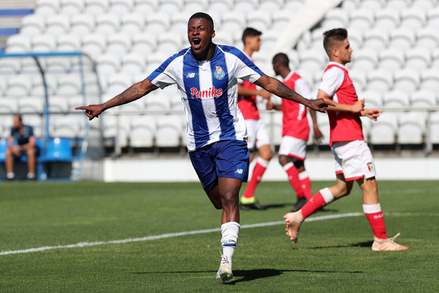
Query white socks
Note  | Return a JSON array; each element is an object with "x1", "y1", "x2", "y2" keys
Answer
[
  {"x1": 221, "y1": 221, "x2": 240, "y2": 268},
  {"x1": 6, "y1": 173, "x2": 14, "y2": 179}
]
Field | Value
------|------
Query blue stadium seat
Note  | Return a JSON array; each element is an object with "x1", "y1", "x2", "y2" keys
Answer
[{"x1": 40, "y1": 137, "x2": 73, "y2": 161}]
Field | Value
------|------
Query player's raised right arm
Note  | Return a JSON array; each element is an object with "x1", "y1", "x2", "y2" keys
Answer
[{"x1": 75, "y1": 78, "x2": 158, "y2": 120}]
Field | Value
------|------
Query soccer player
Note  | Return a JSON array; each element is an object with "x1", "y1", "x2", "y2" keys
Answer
[
  {"x1": 76, "y1": 13, "x2": 333, "y2": 281},
  {"x1": 5, "y1": 114, "x2": 39, "y2": 180},
  {"x1": 238, "y1": 28, "x2": 273, "y2": 210},
  {"x1": 268, "y1": 53, "x2": 323, "y2": 212},
  {"x1": 284, "y1": 28, "x2": 408, "y2": 251}
]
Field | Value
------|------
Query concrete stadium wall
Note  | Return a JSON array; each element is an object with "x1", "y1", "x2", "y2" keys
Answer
[{"x1": 103, "y1": 156, "x2": 439, "y2": 182}]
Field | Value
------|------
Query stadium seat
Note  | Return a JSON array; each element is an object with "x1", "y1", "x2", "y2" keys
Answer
[
  {"x1": 34, "y1": 0, "x2": 60, "y2": 16},
  {"x1": 427, "y1": 7, "x2": 439, "y2": 29},
  {"x1": 46, "y1": 15, "x2": 71, "y2": 37},
  {"x1": 382, "y1": 89, "x2": 410, "y2": 107},
  {"x1": 120, "y1": 52, "x2": 146, "y2": 74},
  {"x1": 84, "y1": 0, "x2": 110, "y2": 16},
  {"x1": 106, "y1": 73, "x2": 132, "y2": 96},
  {"x1": 20, "y1": 15, "x2": 46, "y2": 36},
  {"x1": 31, "y1": 74, "x2": 57, "y2": 96},
  {"x1": 17, "y1": 96, "x2": 44, "y2": 113},
  {"x1": 247, "y1": 10, "x2": 272, "y2": 32},
  {"x1": 170, "y1": 12, "x2": 192, "y2": 35},
  {"x1": 413, "y1": 0, "x2": 436, "y2": 10},
  {"x1": 81, "y1": 33, "x2": 107, "y2": 60},
  {"x1": 284, "y1": 0, "x2": 305, "y2": 11},
  {"x1": 221, "y1": 11, "x2": 246, "y2": 33},
  {"x1": 296, "y1": 30, "x2": 311, "y2": 51},
  {"x1": 428, "y1": 111, "x2": 439, "y2": 143},
  {"x1": 321, "y1": 8, "x2": 349, "y2": 30},
  {"x1": 5, "y1": 34, "x2": 31, "y2": 53},
  {"x1": 378, "y1": 47, "x2": 405, "y2": 71},
  {"x1": 0, "y1": 97, "x2": 19, "y2": 114},
  {"x1": 56, "y1": 34, "x2": 81, "y2": 52},
  {"x1": 207, "y1": 0, "x2": 233, "y2": 14},
  {"x1": 374, "y1": 8, "x2": 400, "y2": 31},
  {"x1": 129, "y1": 115, "x2": 156, "y2": 148},
  {"x1": 6, "y1": 75, "x2": 31, "y2": 96},
  {"x1": 102, "y1": 114, "x2": 131, "y2": 148},
  {"x1": 31, "y1": 34, "x2": 56, "y2": 53},
  {"x1": 342, "y1": 0, "x2": 360, "y2": 11},
  {"x1": 351, "y1": 48, "x2": 377, "y2": 71},
  {"x1": 393, "y1": 69, "x2": 420, "y2": 93},
  {"x1": 133, "y1": 0, "x2": 158, "y2": 15},
  {"x1": 145, "y1": 12, "x2": 170, "y2": 35},
  {"x1": 348, "y1": 9, "x2": 375, "y2": 30},
  {"x1": 259, "y1": 0, "x2": 284, "y2": 13},
  {"x1": 183, "y1": 0, "x2": 206, "y2": 12},
  {"x1": 410, "y1": 90, "x2": 437, "y2": 107},
  {"x1": 155, "y1": 114, "x2": 183, "y2": 147},
  {"x1": 348, "y1": 69, "x2": 367, "y2": 91},
  {"x1": 271, "y1": 10, "x2": 293, "y2": 31},
  {"x1": 420, "y1": 68, "x2": 439, "y2": 92},
  {"x1": 416, "y1": 27, "x2": 439, "y2": 50},
  {"x1": 345, "y1": 28, "x2": 363, "y2": 50},
  {"x1": 132, "y1": 32, "x2": 157, "y2": 55},
  {"x1": 109, "y1": 0, "x2": 134, "y2": 15},
  {"x1": 19, "y1": 57, "x2": 41, "y2": 74},
  {"x1": 145, "y1": 52, "x2": 170, "y2": 73},
  {"x1": 405, "y1": 47, "x2": 431, "y2": 72},
  {"x1": 367, "y1": 69, "x2": 393, "y2": 92},
  {"x1": 400, "y1": 7, "x2": 426, "y2": 30},
  {"x1": 362, "y1": 28, "x2": 389, "y2": 51},
  {"x1": 0, "y1": 58, "x2": 21, "y2": 74},
  {"x1": 397, "y1": 111, "x2": 425, "y2": 144},
  {"x1": 358, "y1": 90, "x2": 383, "y2": 108},
  {"x1": 157, "y1": 0, "x2": 182, "y2": 14},
  {"x1": 386, "y1": 0, "x2": 410, "y2": 11},
  {"x1": 97, "y1": 53, "x2": 121, "y2": 76},
  {"x1": 106, "y1": 33, "x2": 131, "y2": 55},
  {"x1": 95, "y1": 14, "x2": 120, "y2": 36},
  {"x1": 70, "y1": 14, "x2": 96, "y2": 36},
  {"x1": 432, "y1": 48, "x2": 439, "y2": 69},
  {"x1": 389, "y1": 28, "x2": 415, "y2": 51},
  {"x1": 120, "y1": 13, "x2": 145, "y2": 36},
  {"x1": 45, "y1": 56, "x2": 72, "y2": 73},
  {"x1": 157, "y1": 32, "x2": 184, "y2": 55},
  {"x1": 234, "y1": 0, "x2": 258, "y2": 13},
  {"x1": 59, "y1": 0, "x2": 85, "y2": 16},
  {"x1": 213, "y1": 29, "x2": 234, "y2": 46},
  {"x1": 56, "y1": 74, "x2": 82, "y2": 95},
  {"x1": 298, "y1": 48, "x2": 326, "y2": 72},
  {"x1": 260, "y1": 28, "x2": 279, "y2": 51},
  {"x1": 358, "y1": 0, "x2": 385, "y2": 11},
  {"x1": 369, "y1": 112, "x2": 398, "y2": 145},
  {"x1": 308, "y1": 27, "x2": 327, "y2": 50}
]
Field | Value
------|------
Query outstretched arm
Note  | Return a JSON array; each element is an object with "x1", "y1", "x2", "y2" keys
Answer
[
  {"x1": 75, "y1": 78, "x2": 158, "y2": 120},
  {"x1": 316, "y1": 89, "x2": 364, "y2": 113},
  {"x1": 254, "y1": 75, "x2": 334, "y2": 113}
]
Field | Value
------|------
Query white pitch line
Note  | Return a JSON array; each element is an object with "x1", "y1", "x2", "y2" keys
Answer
[{"x1": 0, "y1": 212, "x2": 436, "y2": 256}]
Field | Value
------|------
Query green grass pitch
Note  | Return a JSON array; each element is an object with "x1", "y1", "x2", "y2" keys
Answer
[{"x1": 0, "y1": 180, "x2": 438, "y2": 292}]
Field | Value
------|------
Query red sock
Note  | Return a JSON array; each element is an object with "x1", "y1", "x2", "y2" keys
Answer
[
  {"x1": 299, "y1": 171, "x2": 312, "y2": 200},
  {"x1": 363, "y1": 204, "x2": 387, "y2": 239},
  {"x1": 301, "y1": 188, "x2": 334, "y2": 219},
  {"x1": 283, "y1": 162, "x2": 305, "y2": 198},
  {"x1": 243, "y1": 158, "x2": 268, "y2": 199}
]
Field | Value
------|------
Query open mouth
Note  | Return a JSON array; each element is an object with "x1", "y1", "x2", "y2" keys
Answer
[{"x1": 192, "y1": 38, "x2": 201, "y2": 49}]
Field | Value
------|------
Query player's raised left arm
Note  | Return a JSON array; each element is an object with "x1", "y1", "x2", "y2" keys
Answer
[{"x1": 254, "y1": 75, "x2": 334, "y2": 113}]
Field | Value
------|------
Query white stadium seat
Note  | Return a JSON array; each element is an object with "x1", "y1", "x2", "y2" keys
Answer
[
  {"x1": 34, "y1": 0, "x2": 60, "y2": 16},
  {"x1": 271, "y1": 10, "x2": 293, "y2": 31},
  {"x1": 362, "y1": 28, "x2": 389, "y2": 51},
  {"x1": 346, "y1": 28, "x2": 363, "y2": 50},
  {"x1": 102, "y1": 113, "x2": 130, "y2": 147},
  {"x1": 308, "y1": 27, "x2": 327, "y2": 50},
  {"x1": 183, "y1": 0, "x2": 206, "y2": 13},
  {"x1": 247, "y1": 10, "x2": 272, "y2": 32},
  {"x1": 369, "y1": 112, "x2": 398, "y2": 145},
  {"x1": 427, "y1": 7, "x2": 439, "y2": 29},
  {"x1": 133, "y1": 0, "x2": 157, "y2": 16},
  {"x1": 108, "y1": 0, "x2": 134, "y2": 15},
  {"x1": 405, "y1": 47, "x2": 432, "y2": 72},
  {"x1": 259, "y1": 0, "x2": 284, "y2": 13},
  {"x1": 400, "y1": 7, "x2": 426, "y2": 30},
  {"x1": 358, "y1": 0, "x2": 385, "y2": 11},
  {"x1": 234, "y1": 0, "x2": 258, "y2": 14},
  {"x1": 284, "y1": 0, "x2": 305, "y2": 11},
  {"x1": 20, "y1": 15, "x2": 46, "y2": 36},
  {"x1": 170, "y1": 12, "x2": 192, "y2": 35},
  {"x1": 378, "y1": 47, "x2": 405, "y2": 71},
  {"x1": 157, "y1": 0, "x2": 182, "y2": 14},
  {"x1": 0, "y1": 58, "x2": 21, "y2": 74},
  {"x1": 220, "y1": 10, "x2": 246, "y2": 33},
  {"x1": 397, "y1": 112, "x2": 425, "y2": 144},
  {"x1": 348, "y1": 69, "x2": 367, "y2": 91},
  {"x1": 342, "y1": 0, "x2": 360, "y2": 11},
  {"x1": 157, "y1": 32, "x2": 184, "y2": 55},
  {"x1": 56, "y1": 74, "x2": 82, "y2": 95},
  {"x1": 428, "y1": 111, "x2": 439, "y2": 143},
  {"x1": 415, "y1": 27, "x2": 439, "y2": 51},
  {"x1": 348, "y1": 9, "x2": 374, "y2": 30},
  {"x1": 0, "y1": 96, "x2": 19, "y2": 114},
  {"x1": 59, "y1": 0, "x2": 85, "y2": 16},
  {"x1": 432, "y1": 48, "x2": 439, "y2": 69},
  {"x1": 298, "y1": 48, "x2": 326, "y2": 72},
  {"x1": 155, "y1": 114, "x2": 184, "y2": 147},
  {"x1": 358, "y1": 90, "x2": 383, "y2": 108},
  {"x1": 382, "y1": 89, "x2": 410, "y2": 107},
  {"x1": 410, "y1": 90, "x2": 437, "y2": 107},
  {"x1": 351, "y1": 48, "x2": 377, "y2": 71},
  {"x1": 132, "y1": 33, "x2": 157, "y2": 55},
  {"x1": 145, "y1": 12, "x2": 170, "y2": 35},
  {"x1": 213, "y1": 30, "x2": 234, "y2": 46},
  {"x1": 31, "y1": 34, "x2": 56, "y2": 52},
  {"x1": 6, "y1": 34, "x2": 31, "y2": 53},
  {"x1": 70, "y1": 14, "x2": 96, "y2": 36},
  {"x1": 106, "y1": 33, "x2": 131, "y2": 55},
  {"x1": 412, "y1": 0, "x2": 437, "y2": 10},
  {"x1": 393, "y1": 69, "x2": 420, "y2": 93},
  {"x1": 17, "y1": 97, "x2": 44, "y2": 113},
  {"x1": 6, "y1": 76, "x2": 32, "y2": 96},
  {"x1": 367, "y1": 69, "x2": 393, "y2": 92},
  {"x1": 95, "y1": 14, "x2": 120, "y2": 36},
  {"x1": 386, "y1": 0, "x2": 411, "y2": 11},
  {"x1": 120, "y1": 52, "x2": 146, "y2": 74},
  {"x1": 207, "y1": 0, "x2": 232, "y2": 14},
  {"x1": 96, "y1": 53, "x2": 121, "y2": 76},
  {"x1": 120, "y1": 13, "x2": 145, "y2": 36},
  {"x1": 389, "y1": 28, "x2": 415, "y2": 51},
  {"x1": 56, "y1": 34, "x2": 81, "y2": 52},
  {"x1": 130, "y1": 115, "x2": 156, "y2": 148},
  {"x1": 374, "y1": 8, "x2": 400, "y2": 31},
  {"x1": 84, "y1": 0, "x2": 109, "y2": 16},
  {"x1": 46, "y1": 15, "x2": 71, "y2": 37},
  {"x1": 420, "y1": 68, "x2": 439, "y2": 92},
  {"x1": 321, "y1": 8, "x2": 349, "y2": 30},
  {"x1": 81, "y1": 33, "x2": 107, "y2": 60},
  {"x1": 145, "y1": 52, "x2": 169, "y2": 73},
  {"x1": 106, "y1": 73, "x2": 132, "y2": 96}
]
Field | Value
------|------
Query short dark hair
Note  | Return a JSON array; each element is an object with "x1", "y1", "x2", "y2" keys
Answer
[
  {"x1": 323, "y1": 28, "x2": 348, "y2": 56},
  {"x1": 272, "y1": 53, "x2": 290, "y2": 68},
  {"x1": 189, "y1": 12, "x2": 214, "y2": 32},
  {"x1": 241, "y1": 27, "x2": 262, "y2": 44}
]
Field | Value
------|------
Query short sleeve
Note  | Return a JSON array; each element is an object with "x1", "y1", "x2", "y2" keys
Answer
[
  {"x1": 295, "y1": 78, "x2": 313, "y2": 100},
  {"x1": 147, "y1": 54, "x2": 180, "y2": 89},
  {"x1": 318, "y1": 67, "x2": 344, "y2": 98}
]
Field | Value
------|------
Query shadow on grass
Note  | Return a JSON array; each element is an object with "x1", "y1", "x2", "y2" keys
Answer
[
  {"x1": 132, "y1": 268, "x2": 363, "y2": 284},
  {"x1": 291, "y1": 240, "x2": 374, "y2": 250}
]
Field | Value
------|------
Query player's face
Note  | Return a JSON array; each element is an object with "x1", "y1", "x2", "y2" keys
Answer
[
  {"x1": 247, "y1": 35, "x2": 262, "y2": 52},
  {"x1": 337, "y1": 38, "x2": 353, "y2": 64},
  {"x1": 188, "y1": 18, "x2": 215, "y2": 59},
  {"x1": 12, "y1": 115, "x2": 22, "y2": 129}
]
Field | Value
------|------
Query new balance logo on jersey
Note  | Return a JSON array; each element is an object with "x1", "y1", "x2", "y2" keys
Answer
[
  {"x1": 235, "y1": 169, "x2": 243, "y2": 174},
  {"x1": 190, "y1": 87, "x2": 223, "y2": 99},
  {"x1": 186, "y1": 73, "x2": 195, "y2": 78}
]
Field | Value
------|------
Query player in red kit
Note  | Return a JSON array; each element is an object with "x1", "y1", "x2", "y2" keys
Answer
[
  {"x1": 238, "y1": 28, "x2": 272, "y2": 210},
  {"x1": 284, "y1": 28, "x2": 408, "y2": 251},
  {"x1": 267, "y1": 53, "x2": 323, "y2": 212}
]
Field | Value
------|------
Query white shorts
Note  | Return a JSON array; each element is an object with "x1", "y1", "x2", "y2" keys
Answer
[
  {"x1": 279, "y1": 136, "x2": 307, "y2": 161},
  {"x1": 245, "y1": 119, "x2": 270, "y2": 150},
  {"x1": 331, "y1": 140, "x2": 376, "y2": 181}
]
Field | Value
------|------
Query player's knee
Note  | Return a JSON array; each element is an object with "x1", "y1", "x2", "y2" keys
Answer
[
  {"x1": 278, "y1": 155, "x2": 289, "y2": 166},
  {"x1": 292, "y1": 158, "x2": 304, "y2": 170}
]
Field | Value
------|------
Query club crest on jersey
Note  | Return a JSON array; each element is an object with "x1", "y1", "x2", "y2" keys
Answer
[
  {"x1": 214, "y1": 66, "x2": 225, "y2": 80},
  {"x1": 367, "y1": 162, "x2": 373, "y2": 171}
]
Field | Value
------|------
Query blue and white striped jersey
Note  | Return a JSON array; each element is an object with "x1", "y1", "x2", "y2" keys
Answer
[{"x1": 147, "y1": 45, "x2": 264, "y2": 152}]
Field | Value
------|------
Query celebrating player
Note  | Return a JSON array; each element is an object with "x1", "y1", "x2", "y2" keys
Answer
[
  {"x1": 284, "y1": 28, "x2": 408, "y2": 251},
  {"x1": 76, "y1": 13, "x2": 333, "y2": 281},
  {"x1": 237, "y1": 28, "x2": 273, "y2": 210},
  {"x1": 268, "y1": 53, "x2": 323, "y2": 212}
]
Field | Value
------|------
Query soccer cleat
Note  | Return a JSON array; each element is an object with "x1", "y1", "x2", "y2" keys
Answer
[
  {"x1": 372, "y1": 233, "x2": 409, "y2": 251},
  {"x1": 216, "y1": 255, "x2": 233, "y2": 282},
  {"x1": 284, "y1": 211, "x2": 303, "y2": 243},
  {"x1": 240, "y1": 196, "x2": 267, "y2": 210},
  {"x1": 291, "y1": 197, "x2": 308, "y2": 212}
]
